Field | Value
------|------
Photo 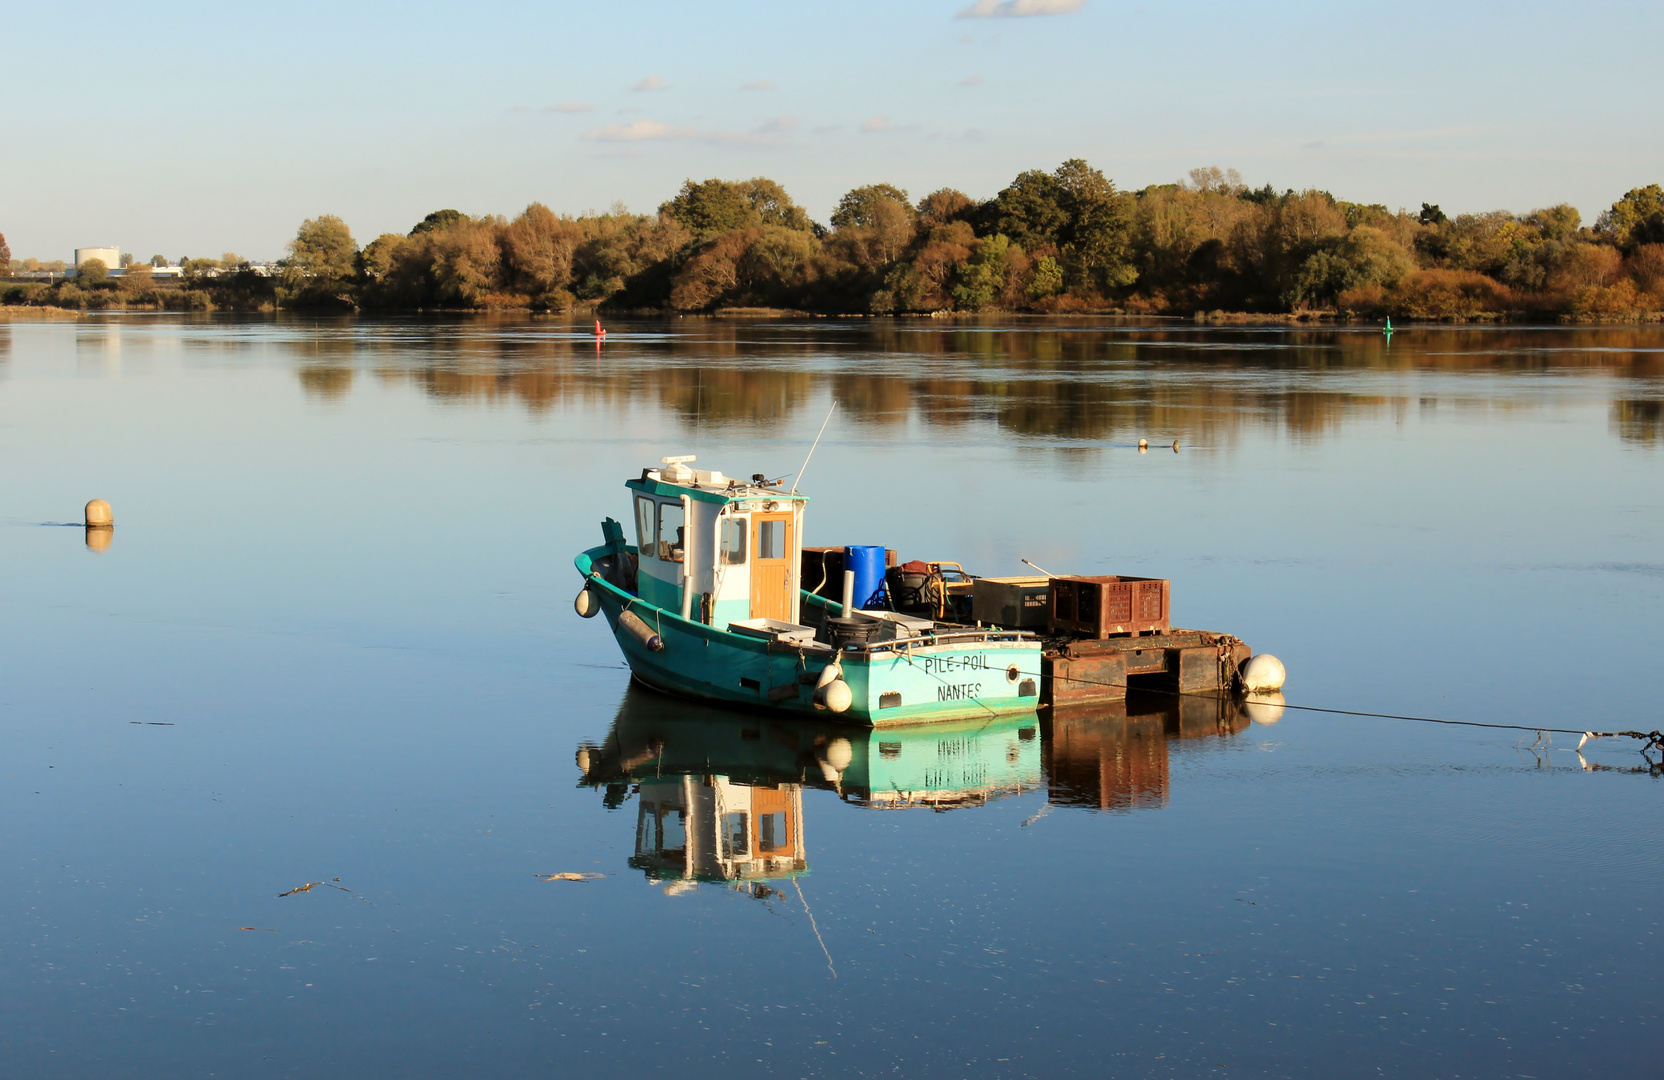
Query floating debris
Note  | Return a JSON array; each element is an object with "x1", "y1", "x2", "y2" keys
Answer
[
  {"x1": 239, "y1": 927, "x2": 281, "y2": 932},
  {"x1": 537, "y1": 872, "x2": 605, "y2": 882},
  {"x1": 279, "y1": 877, "x2": 362, "y2": 899}
]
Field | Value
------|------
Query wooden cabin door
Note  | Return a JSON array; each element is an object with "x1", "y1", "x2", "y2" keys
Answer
[{"x1": 749, "y1": 513, "x2": 794, "y2": 622}]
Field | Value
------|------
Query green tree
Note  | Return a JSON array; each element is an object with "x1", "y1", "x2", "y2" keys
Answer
[
  {"x1": 952, "y1": 234, "x2": 1021, "y2": 310},
  {"x1": 286, "y1": 215, "x2": 358, "y2": 280},
  {"x1": 1596, "y1": 185, "x2": 1664, "y2": 252},
  {"x1": 1054, "y1": 158, "x2": 1136, "y2": 289},
  {"x1": 1027, "y1": 254, "x2": 1064, "y2": 300},
  {"x1": 992, "y1": 169, "x2": 1069, "y2": 252},
  {"x1": 994, "y1": 160, "x2": 1134, "y2": 291},
  {"x1": 0, "y1": 232, "x2": 9, "y2": 277},
  {"x1": 1418, "y1": 203, "x2": 1448, "y2": 226},
  {"x1": 1288, "y1": 226, "x2": 1414, "y2": 307},
  {"x1": 410, "y1": 209, "x2": 467, "y2": 236},
  {"x1": 661, "y1": 178, "x2": 814, "y2": 238},
  {"x1": 150, "y1": 254, "x2": 168, "y2": 267},
  {"x1": 77, "y1": 258, "x2": 109, "y2": 286}
]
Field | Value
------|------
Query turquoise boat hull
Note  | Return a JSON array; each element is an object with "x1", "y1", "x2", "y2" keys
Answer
[{"x1": 576, "y1": 544, "x2": 1042, "y2": 727}]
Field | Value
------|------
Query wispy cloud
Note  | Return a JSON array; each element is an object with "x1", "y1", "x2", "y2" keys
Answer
[
  {"x1": 583, "y1": 117, "x2": 790, "y2": 145},
  {"x1": 545, "y1": 101, "x2": 594, "y2": 113},
  {"x1": 959, "y1": 74, "x2": 983, "y2": 87},
  {"x1": 742, "y1": 80, "x2": 775, "y2": 91},
  {"x1": 632, "y1": 74, "x2": 670, "y2": 91},
  {"x1": 957, "y1": 0, "x2": 1084, "y2": 17},
  {"x1": 861, "y1": 115, "x2": 894, "y2": 133}
]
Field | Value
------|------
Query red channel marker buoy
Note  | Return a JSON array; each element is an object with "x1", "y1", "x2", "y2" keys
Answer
[{"x1": 594, "y1": 320, "x2": 606, "y2": 338}]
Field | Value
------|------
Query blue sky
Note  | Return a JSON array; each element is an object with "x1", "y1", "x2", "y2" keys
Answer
[{"x1": 5, "y1": 0, "x2": 1660, "y2": 262}]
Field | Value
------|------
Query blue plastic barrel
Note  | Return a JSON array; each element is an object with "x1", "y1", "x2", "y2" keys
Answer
[{"x1": 844, "y1": 545, "x2": 888, "y2": 610}]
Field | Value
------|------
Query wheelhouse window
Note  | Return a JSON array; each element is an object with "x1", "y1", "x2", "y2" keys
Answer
[
  {"x1": 719, "y1": 517, "x2": 747, "y2": 565},
  {"x1": 634, "y1": 496, "x2": 656, "y2": 557},
  {"x1": 656, "y1": 501, "x2": 686, "y2": 563},
  {"x1": 757, "y1": 519, "x2": 785, "y2": 560},
  {"x1": 720, "y1": 812, "x2": 749, "y2": 860}
]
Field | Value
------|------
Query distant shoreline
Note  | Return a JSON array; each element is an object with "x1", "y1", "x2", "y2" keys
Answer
[{"x1": 7, "y1": 164, "x2": 1662, "y2": 324}]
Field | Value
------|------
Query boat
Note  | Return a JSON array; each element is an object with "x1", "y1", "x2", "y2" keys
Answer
[{"x1": 573, "y1": 455, "x2": 1042, "y2": 726}]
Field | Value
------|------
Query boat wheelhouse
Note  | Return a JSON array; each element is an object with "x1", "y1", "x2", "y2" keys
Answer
[{"x1": 574, "y1": 456, "x2": 1043, "y2": 726}]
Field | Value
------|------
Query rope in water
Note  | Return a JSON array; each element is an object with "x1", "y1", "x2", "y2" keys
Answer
[{"x1": 1029, "y1": 659, "x2": 1664, "y2": 756}]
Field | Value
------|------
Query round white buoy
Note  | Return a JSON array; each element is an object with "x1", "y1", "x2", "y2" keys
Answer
[
  {"x1": 821, "y1": 737, "x2": 854, "y2": 772},
  {"x1": 1137, "y1": 438, "x2": 1148, "y2": 449},
  {"x1": 822, "y1": 679, "x2": 853, "y2": 713},
  {"x1": 1243, "y1": 691, "x2": 1286, "y2": 725},
  {"x1": 1239, "y1": 653, "x2": 1287, "y2": 693},
  {"x1": 85, "y1": 499, "x2": 113, "y2": 528},
  {"x1": 574, "y1": 585, "x2": 600, "y2": 618},
  {"x1": 1172, "y1": 439, "x2": 1181, "y2": 452}
]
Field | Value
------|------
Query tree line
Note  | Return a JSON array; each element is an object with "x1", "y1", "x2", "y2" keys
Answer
[{"x1": 6, "y1": 165, "x2": 1664, "y2": 319}]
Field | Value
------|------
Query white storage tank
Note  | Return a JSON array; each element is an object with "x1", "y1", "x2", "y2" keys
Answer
[{"x1": 75, "y1": 247, "x2": 121, "y2": 269}]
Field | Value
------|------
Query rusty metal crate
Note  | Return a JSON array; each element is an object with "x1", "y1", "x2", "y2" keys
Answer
[{"x1": 1048, "y1": 575, "x2": 1170, "y2": 638}]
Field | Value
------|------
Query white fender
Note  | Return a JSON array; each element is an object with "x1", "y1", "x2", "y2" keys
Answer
[
  {"x1": 574, "y1": 585, "x2": 600, "y2": 618},
  {"x1": 618, "y1": 610, "x2": 664, "y2": 652},
  {"x1": 821, "y1": 679, "x2": 853, "y2": 714}
]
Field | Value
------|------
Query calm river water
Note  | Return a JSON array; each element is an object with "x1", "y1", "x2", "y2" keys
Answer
[{"x1": 0, "y1": 315, "x2": 1660, "y2": 1078}]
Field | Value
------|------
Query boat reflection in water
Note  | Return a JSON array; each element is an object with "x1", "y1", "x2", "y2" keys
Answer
[{"x1": 577, "y1": 686, "x2": 1252, "y2": 892}]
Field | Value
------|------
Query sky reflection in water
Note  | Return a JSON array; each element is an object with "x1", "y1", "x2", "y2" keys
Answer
[{"x1": 0, "y1": 316, "x2": 1659, "y2": 1078}]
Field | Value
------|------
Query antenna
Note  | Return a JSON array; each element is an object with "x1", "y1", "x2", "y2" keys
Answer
[{"x1": 790, "y1": 400, "x2": 838, "y2": 495}]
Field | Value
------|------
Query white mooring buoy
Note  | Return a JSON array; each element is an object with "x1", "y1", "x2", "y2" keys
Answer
[
  {"x1": 85, "y1": 499, "x2": 113, "y2": 528},
  {"x1": 1239, "y1": 653, "x2": 1287, "y2": 693}
]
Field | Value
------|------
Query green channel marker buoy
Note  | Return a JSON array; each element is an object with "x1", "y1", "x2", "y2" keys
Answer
[{"x1": 1384, "y1": 317, "x2": 1394, "y2": 338}]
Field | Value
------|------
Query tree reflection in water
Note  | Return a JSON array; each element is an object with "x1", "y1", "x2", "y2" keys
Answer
[{"x1": 279, "y1": 319, "x2": 1664, "y2": 452}]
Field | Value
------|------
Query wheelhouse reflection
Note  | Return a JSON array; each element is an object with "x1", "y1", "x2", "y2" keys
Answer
[{"x1": 577, "y1": 684, "x2": 1255, "y2": 891}]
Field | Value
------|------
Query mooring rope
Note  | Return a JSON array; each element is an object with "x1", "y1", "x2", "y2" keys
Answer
[{"x1": 1030, "y1": 661, "x2": 1664, "y2": 758}]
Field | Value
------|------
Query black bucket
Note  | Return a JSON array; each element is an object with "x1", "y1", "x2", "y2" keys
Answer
[{"x1": 826, "y1": 616, "x2": 877, "y2": 649}]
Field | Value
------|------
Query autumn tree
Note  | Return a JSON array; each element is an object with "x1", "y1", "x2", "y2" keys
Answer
[
  {"x1": 0, "y1": 232, "x2": 9, "y2": 276},
  {"x1": 828, "y1": 184, "x2": 917, "y2": 268},
  {"x1": 917, "y1": 189, "x2": 976, "y2": 228},
  {"x1": 281, "y1": 215, "x2": 359, "y2": 307},
  {"x1": 286, "y1": 215, "x2": 358, "y2": 280},
  {"x1": 1596, "y1": 185, "x2": 1664, "y2": 252},
  {"x1": 77, "y1": 258, "x2": 109, "y2": 286}
]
